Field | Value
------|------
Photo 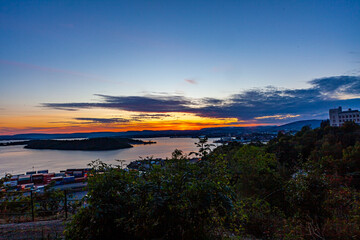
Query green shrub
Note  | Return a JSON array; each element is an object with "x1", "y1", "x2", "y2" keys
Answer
[{"x1": 65, "y1": 157, "x2": 236, "y2": 240}]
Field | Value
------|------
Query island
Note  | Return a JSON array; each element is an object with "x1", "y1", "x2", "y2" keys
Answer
[
  {"x1": 0, "y1": 141, "x2": 30, "y2": 146},
  {"x1": 23, "y1": 137, "x2": 156, "y2": 151}
]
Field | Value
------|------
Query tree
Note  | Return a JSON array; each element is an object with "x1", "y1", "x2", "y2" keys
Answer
[
  {"x1": 190, "y1": 136, "x2": 215, "y2": 158},
  {"x1": 65, "y1": 151, "x2": 235, "y2": 240}
]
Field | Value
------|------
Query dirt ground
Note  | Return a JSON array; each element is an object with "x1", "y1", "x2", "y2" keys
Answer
[{"x1": 0, "y1": 220, "x2": 65, "y2": 240}]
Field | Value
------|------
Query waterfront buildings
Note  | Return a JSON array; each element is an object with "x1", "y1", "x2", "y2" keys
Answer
[{"x1": 329, "y1": 107, "x2": 360, "y2": 127}]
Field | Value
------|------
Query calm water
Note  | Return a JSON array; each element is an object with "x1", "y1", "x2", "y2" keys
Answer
[{"x1": 0, "y1": 137, "x2": 219, "y2": 176}]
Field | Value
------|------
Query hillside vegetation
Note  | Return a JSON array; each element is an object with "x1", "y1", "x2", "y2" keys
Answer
[{"x1": 65, "y1": 121, "x2": 360, "y2": 239}]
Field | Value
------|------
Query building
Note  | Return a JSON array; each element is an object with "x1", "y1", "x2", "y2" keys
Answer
[{"x1": 329, "y1": 107, "x2": 360, "y2": 127}]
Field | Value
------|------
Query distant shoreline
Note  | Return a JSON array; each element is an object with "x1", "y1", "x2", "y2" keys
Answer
[{"x1": 0, "y1": 119, "x2": 324, "y2": 141}]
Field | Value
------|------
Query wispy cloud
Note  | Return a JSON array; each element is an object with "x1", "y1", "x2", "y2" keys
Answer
[
  {"x1": 185, "y1": 79, "x2": 197, "y2": 85},
  {"x1": 131, "y1": 113, "x2": 171, "y2": 121},
  {"x1": 75, "y1": 117, "x2": 130, "y2": 124},
  {"x1": 42, "y1": 75, "x2": 360, "y2": 124},
  {"x1": 255, "y1": 114, "x2": 300, "y2": 120},
  {"x1": 310, "y1": 76, "x2": 360, "y2": 97},
  {"x1": 72, "y1": 114, "x2": 173, "y2": 124},
  {"x1": 43, "y1": 94, "x2": 194, "y2": 113}
]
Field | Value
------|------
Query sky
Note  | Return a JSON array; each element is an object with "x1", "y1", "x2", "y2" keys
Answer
[{"x1": 1, "y1": 0, "x2": 360, "y2": 135}]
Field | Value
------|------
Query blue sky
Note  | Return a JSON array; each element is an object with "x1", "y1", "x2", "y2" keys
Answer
[{"x1": 1, "y1": 0, "x2": 360, "y2": 134}]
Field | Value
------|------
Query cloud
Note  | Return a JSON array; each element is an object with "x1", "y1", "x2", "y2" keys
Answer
[
  {"x1": 185, "y1": 79, "x2": 197, "y2": 85},
  {"x1": 131, "y1": 113, "x2": 171, "y2": 121},
  {"x1": 42, "y1": 76, "x2": 360, "y2": 124},
  {"x1": 254, "y1": 114, "x2": 300, "y2": 120},
  {"x1": 43, "y1": 94, "x2": 194, "y2": 113},
  {"x1": 75, "y1": 117, "x2": 130, "y2": 124},
  {"x1": 53, "y1": 107, "x2": 79, "y2": 111},
  {"x1": 310, "y1": 76, "x2": 360, "y2": 97}
]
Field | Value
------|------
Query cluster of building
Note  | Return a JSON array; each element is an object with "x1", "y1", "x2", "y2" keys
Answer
[
  {"x1": 1, "y1": 168, "x2": 90, "y2": 192},
  {"x1": 214, "y1": 133, "x2": 277, "y2": 144},
  {"x1": 329, "y1": 107, "x2": 360, "y2": 127}
]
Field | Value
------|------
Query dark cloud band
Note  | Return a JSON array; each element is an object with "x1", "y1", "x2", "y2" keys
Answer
[
  {"x1": 42, "y1": 76, "x2": 360, "y2": 123},
  {"x1": 75, "y1": 118, "x2": 130, "y2": 123}
]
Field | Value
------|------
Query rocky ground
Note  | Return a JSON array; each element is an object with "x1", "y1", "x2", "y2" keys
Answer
[{"x1": 0, "y1": 220, "x2": 65, "y2": 240}]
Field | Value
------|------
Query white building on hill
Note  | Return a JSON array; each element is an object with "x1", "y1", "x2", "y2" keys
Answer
[{"x1": 329, "y1": 107, "x2": 360, "y2": 127}]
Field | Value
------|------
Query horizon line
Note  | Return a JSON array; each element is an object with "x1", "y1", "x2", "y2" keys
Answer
[{"x1": 0, "y1": 119, "x2": 326, "y2": 137}]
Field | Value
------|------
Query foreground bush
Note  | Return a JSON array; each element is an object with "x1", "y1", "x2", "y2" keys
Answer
[{"x1": 65, "y1": 157, "x2": 236, "y2": 240}]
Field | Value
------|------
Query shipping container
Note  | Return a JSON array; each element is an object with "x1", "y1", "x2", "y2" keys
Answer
[
  {"x1": 55, "y1": 172, "x2": 66, "y2": 177},
  {"x1": 31, "y1": 174, "x2": 44, "y2": 184},
  {"x1": 18, "y1": 175, "x2": 31, "y2": 185},
  {"x1": 10, "y1": 175, "x2": 22, "y2": 181},
  {"x1": 63, "y1": 176, "x2": 75, "y2": 184},
  {"x1": 51, "y1": 176, "x2": 63, "y2": 185},
  {"x1": 73, "y1": 171, "x2": 83, "y2": 178},
  {"x1": 44, "y1": 173, "x2": 55, "y2": 178}
]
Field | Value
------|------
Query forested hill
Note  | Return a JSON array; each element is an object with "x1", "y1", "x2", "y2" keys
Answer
[{"x1": 268, "y1": 119, "x2": 322, "y2": 131}]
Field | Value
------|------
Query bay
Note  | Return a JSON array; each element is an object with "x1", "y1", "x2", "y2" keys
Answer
[{"x1": 0, "y1": 137, "x2": 219, "y2": 176}]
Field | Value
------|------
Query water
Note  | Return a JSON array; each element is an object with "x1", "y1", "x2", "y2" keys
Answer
[{"x1": 0, "y1": 137, "x2": 219, "y2": 176}]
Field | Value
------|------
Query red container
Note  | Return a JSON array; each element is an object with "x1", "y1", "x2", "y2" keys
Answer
[
  {"x1": 31, "y1": 174, "x2": 44, "y2": 184},
  {"x1": 43, "y1": 173, "x2": 55, "y2": 184}
]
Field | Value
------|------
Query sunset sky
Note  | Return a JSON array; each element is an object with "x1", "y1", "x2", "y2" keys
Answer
[{"x1": 1, "y1": 0, "x2": 360, "y2": 135}]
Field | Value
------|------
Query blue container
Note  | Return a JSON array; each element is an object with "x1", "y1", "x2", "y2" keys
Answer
[
  {"x1": 73, "y1": 171, "x2": 83, "y2": 178},
  {"x1": 51, "y1": 176, "x2": 63, "y2": 185},
  {"x1": 63, "y1": 176, "x2": 75, "y2": 184}
]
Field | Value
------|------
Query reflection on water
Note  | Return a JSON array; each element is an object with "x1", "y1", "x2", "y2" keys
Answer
[{"x1": 0, "y1": 137, "x2": 219, "y2": 176}]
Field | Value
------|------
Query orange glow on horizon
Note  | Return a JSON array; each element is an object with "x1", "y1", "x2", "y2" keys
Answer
[
  {"x1": 0, "y1": 122, "x2": 269, "y2": 135},
  {"x1": 0, "y1": 118, "x2": 269, "y2": 135},
  {"x1": 0, "y1": 109, "x2": 272, "y2": 135}
]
